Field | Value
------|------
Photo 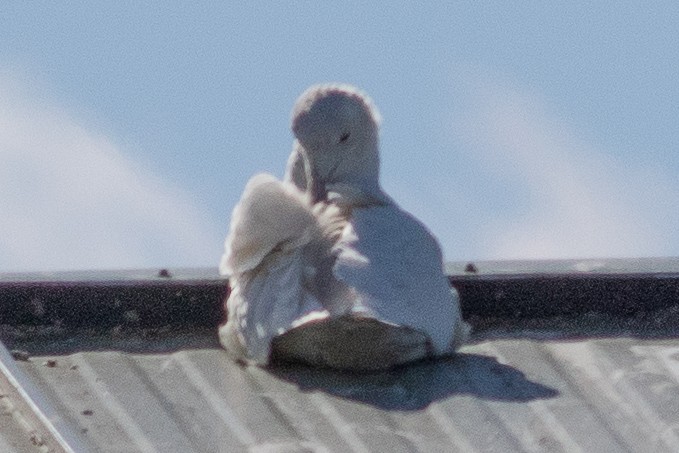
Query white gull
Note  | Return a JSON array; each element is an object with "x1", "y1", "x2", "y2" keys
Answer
[{"x1": 219, "y1": 84, "x2": 468, "y2": 370}]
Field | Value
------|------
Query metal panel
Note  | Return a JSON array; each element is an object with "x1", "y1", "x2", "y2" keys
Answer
[
  {"x1": 1, "y1": 260, "x2": 679, "y2": 452},
  {"x1": 0, "y1": 391, "x2": 42, "y2": 453},
  {"x1": 3, "y1": 329, "x2": 679, "y2": 452},
  {"x1": 0, "y1": 341, "x2": 87, "y2": 453}
]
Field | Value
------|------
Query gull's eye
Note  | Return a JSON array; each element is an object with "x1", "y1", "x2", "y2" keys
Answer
[{"x1": 339, "y1": 132, "x2": 350, "y2": 143}]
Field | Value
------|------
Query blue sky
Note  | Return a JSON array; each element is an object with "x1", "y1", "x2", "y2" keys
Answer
[{"x1": 1, "y1": 3, "x2": 678, "y2": 271}]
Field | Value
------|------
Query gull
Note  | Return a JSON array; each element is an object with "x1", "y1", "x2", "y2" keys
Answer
[{"x1": 219, "y1": 84, "x2": 468, "y2": 370}]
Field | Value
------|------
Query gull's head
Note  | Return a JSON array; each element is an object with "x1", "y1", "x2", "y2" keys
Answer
[{"x1": 291, "y1": 84, "x2": 384, "y2": 205}]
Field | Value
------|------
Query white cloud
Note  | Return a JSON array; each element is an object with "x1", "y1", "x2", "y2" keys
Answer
[
  {"x1": 0, "y1": 73, "x2": 222, "y2": 271},
  {"x1": 454, "y1": 79, "x2": 679, "y2": 260}
]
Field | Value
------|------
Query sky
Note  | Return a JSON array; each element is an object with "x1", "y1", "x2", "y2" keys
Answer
[{"x1": 1, "y1": 2, "x2": 678, "y2": 272}]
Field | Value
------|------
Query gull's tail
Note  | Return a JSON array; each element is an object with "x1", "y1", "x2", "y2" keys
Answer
[
  {"x1": 220, "y1": 173, "x2": 317, "y2": 276},
  {"x1": 219, "y1": 173, "x2": 346, "y2": 365}
]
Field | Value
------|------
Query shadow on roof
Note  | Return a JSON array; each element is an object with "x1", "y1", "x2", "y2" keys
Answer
[{"x1": 268, "y1": 353, "x2": 558, "y2": 411}]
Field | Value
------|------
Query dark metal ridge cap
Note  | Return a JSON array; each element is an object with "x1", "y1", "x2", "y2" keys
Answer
[
  {"x1": 0, "y1": 258, "x2": 678, "y2": 329},
  {"x1": 0, "y1": 270, "x2": 228, "y2": 329},
  {"x1": 447, "y1": 257, "x2": 679, "y2": 319}
]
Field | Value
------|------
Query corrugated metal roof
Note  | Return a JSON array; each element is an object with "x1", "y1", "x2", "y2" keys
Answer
[
  {"x1": 0, "y1": 336, "x2": 87, "y2": 453},
  {"x1": 0, "y1": 382, "x2": 44, "y2": 453},
  {"x1": 2, "y1": 260, "x2": 679, "y2": 452}
]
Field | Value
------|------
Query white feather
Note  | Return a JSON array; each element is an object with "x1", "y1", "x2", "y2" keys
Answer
[
  {"x1": 219, "y1": 173, "x2": 350, "y2": 364},
  {"x1": 332, "y1": 204, "x2": 464, "y2": 355},
  {"x1": 220, "y1": 173, "x2": 315, "y2": 275}
]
